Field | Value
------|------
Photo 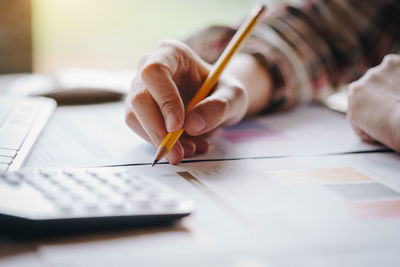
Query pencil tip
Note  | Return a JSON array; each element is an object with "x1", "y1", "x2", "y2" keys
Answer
[{"x1": 152, "y1": 145, "x2": 169, "y2": 167}]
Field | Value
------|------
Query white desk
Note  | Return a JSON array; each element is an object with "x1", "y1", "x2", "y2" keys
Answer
[
  {"x1": 1, "y1": 77, "x2": 400, "y2": 267},
  {"x1": 3, "y1": 152, "x2": 400, "y2": 267}
]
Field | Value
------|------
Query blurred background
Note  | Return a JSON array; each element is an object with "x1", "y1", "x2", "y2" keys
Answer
[{"x1": 1, "y1": 0, "x2": 284, "y2": 74}]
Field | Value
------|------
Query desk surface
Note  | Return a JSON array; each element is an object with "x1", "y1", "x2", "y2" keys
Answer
[
  {"x1": 3, "y1": 152, "x2": 400, "y2": 267},
  {"x1": 1, "y1": 76, "x2": 400, "y2": 267}
]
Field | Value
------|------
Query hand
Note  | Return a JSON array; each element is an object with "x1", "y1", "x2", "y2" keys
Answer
[
  {"x1": 125, "y1": 40, "x2": 249, "y2": 164},
  {"x1": 348, "y1": 54, "x2": 400, "y2": 152}
]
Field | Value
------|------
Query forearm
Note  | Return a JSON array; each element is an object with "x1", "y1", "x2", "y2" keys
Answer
[{"x1": 225, "y1": 53, "x2": 273, "y2": 116}]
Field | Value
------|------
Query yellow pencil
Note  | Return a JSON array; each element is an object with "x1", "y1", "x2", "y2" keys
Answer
[{"x1": 152, "y1": 4, "x2": 267, "y2": 166}]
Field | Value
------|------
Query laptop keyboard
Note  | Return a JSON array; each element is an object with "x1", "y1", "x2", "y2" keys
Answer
[{"x1": 0, "y1": 97, "x2": 56, "y2": 171}]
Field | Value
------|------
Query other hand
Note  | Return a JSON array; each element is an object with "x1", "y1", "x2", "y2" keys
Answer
[{"x1": 348, "y1": 54, "x2": 400, "y2": 152}]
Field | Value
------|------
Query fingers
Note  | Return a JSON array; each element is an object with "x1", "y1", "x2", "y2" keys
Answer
[
  {"x1": 126, "y1": 97, "x2": 209, "y2": 161},
  {"x1": 125, "y1": 108, "x2": 152, "y2": 144},
  {"x1": 140, "y1": 41, "x2": 190, "y2": 132},
  {"x1": 180, "y1": 136, "x2": 209, "y2": 158},
  {"x1": 132, "y1": 88, "x2": 184, "y2": 164},
  {"x1": 184, "y1": 78, "x2": 247, "y2": 136},
  {"x1": 189, "y1": 136, "x2": 209, "y2": 154},
  {"x1": 127, "y1": 82, "x2": 184, "y2": 164},
  {"x1": 180, "y1": 138, "x2": 196, "y2": 158},
  {"x1": 141, "y1": 63, "x2": 184, "y2": 132},
  {"x1": 167, "y1": 143, "x2": 185, "y2": 165},
  {"x1": 126, "y1": 40, "x2": 245, "y2": 164}
]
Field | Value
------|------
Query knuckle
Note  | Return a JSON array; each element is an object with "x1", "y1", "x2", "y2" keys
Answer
[
  {"x1": 158, "y1": 40, "x2": 191, "y2": 67},
  {"x1": 211, "y1": 95, "x2": 231, "y2": 117},
  {"x1": 158, "y1": 39, "x2": 187, "y2": 52},
  {"x1": 152, "y1": 40, "x2": 192, "y2": 73},
  {"x1": 383, "y1": 54, "x2": 393, "y2": 63},
  {"x1": 140, "y1": 61, "x2": 168, "y2": 81},
  {"x1": 367, "y1": 72, "x2": 380, "y2": 82},
  {"x1": 160, "y1": 97, "x2": 180, "y2": 113},
  {"x1": 348, "y1": 82, "x2": 363, "y2": 98},
  {"x1": 363, "y1": 67, "x2": 378, "y2": 80},
  {"x1": 383, "y1": 54, "x2": 397, "y2": 63},
  {"x1": 231, "y1": 85, "x2": 246, "y2": 101},
  {"x1": 158, "y1": 39, "x2": 178, "y2": 48},
  {"x1": 204, "y1": 25, "x2": 221, "y2": 33},
  {"x1": 131, "y1": 88, "x2": 149, "y2": 107},
  {"x1": 125, "y1": 110, "x2": 137, "y2": 125},
  {"x1": 382, "y1": 54, "x2": 400, "y2": 68}
]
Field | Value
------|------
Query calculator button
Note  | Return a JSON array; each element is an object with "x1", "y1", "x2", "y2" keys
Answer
[
  {"x1": 54, "y1": 197, "x2": 73, "y2": 212},
  {"x1": 156, "y1": 194, "x2": 178, "y2": 208},
  {"x1": 62, "y1": 170, "x2": 75, "y2": 177},
  {"x1": 25, "y1": 172, "x2": 55, "y2": 192},
  {"x1": 143, "y1": 187, "x2": 161, "y2": 198},
  {"x1": 92, "y1": 185, "x2": 118, "y2": 199},
  {"x1": 41, "y1": 185, "x2": 63, "y2": 201},
  {"x1": 4, "y1": 172, "x2": 22, "y2": 186},
  {"x1": 0, "y1": 163, "x2": 9, "y2": 171},
  {"x1": 0, "y1": 172, "x2": 7, "y2": 181},
  {"x1": 75, "y1": 174, "x2": 102, "y2": 191},
  {"x1": 80, "y1": 196, "x2": 99, "y2": 210},
  {"x1": 114, "y1": 186, "x2": 131, "y2": 196},
  {"x1": 107, "y1": 197, "x2": 126, "y2": 210},
  {"x1": 130, "y1": 193, "x2": 152, "y2": 208},
  {"x1": 1, "y1": 168, "x2": 192, "y2": 222}
]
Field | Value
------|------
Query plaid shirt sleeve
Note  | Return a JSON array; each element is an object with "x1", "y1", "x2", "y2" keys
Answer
[{"x1": 185, "y1": 0, "x2": 400, "y2": 110}]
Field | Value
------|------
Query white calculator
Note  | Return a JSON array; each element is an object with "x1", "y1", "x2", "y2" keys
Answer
[{"x1": 0, "y1": 167, "x2": 193, "y2": 235}]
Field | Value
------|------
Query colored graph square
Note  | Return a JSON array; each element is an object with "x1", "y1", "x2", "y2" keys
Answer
[
  {"x1": 325, "y1": 183, "x2": 400, "y2": 200},
  {"x1": 346, "y1": 200, "x2": 400, "y2": 218},
  {"x1": 220, "y1": 120, "x2": 289, "y2": 143},
  {"x1": 267, "y1": 167, "x2": 372, "y2": 186}
]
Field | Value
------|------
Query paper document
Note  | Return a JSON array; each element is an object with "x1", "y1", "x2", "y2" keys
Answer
[
  {"x1": 137, "y1": 152, "x2": 400, "y2": 251},
  {"x1": 26, "y1": 103, "x2": 154, "y2": 168},
  {"x1": 35, "y1": 153, "x2": 400, "y2": 267},
  {"x1": 26, "y1": 102, "x2": 384, "y2": 168},
  {"x1": 199, "y1": 103, "x2": 384, "y2": 161}
]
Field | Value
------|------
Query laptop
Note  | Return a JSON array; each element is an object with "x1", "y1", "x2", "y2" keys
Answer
[{"x1": 0, "y1": 96, "x2": 56, "y2": 171}]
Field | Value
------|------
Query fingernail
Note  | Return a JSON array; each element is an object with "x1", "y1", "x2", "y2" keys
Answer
[
  {"x1": 186, "y1": 112, "x2": 205, "y2": 134},
  {"x1": 166, "y1": 113, "x2": 178, "y2": 132}
]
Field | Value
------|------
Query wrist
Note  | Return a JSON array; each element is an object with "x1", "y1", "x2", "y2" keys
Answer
[{"x1": 225, "y1": 53, "x2": 273, "y2": 115}]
